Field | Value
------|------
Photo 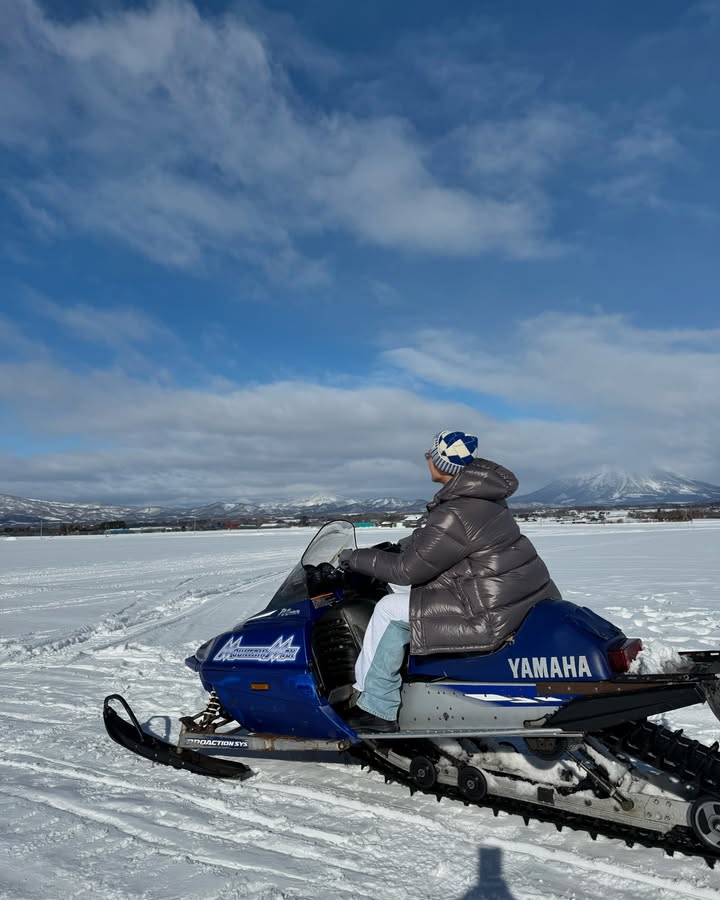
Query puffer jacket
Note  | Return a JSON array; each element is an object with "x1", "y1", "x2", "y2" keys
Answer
[{"x1": 347, "y1": 458, "x2": 560, "y2": 655}]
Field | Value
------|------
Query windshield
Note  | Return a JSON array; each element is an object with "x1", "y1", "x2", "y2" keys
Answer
[{"x1": 264, "y1": 520, "x2": 357, "y2": 611}]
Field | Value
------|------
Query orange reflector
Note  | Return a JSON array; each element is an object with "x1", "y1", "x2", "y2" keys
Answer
[{"x1": 251, "y1": 683, "x2": 270, "y2": 691}]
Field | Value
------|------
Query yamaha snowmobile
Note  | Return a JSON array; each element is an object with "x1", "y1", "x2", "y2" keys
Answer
[{"x1": 105, "y1": 520, "x2": 720, "y2": 864}]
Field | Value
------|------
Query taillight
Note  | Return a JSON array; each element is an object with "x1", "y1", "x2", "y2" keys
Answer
[{"x1": 608, "y1": 638, "x2": 643, "y2": 673}]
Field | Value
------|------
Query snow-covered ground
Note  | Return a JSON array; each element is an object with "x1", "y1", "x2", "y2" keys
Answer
[{"x1": 2, "y1": 522, "x2": 720, "y2": 900}]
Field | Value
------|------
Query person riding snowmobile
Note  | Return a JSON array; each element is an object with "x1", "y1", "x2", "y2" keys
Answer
[{"x1": 340, "y1": 430, "x2": 561, "y2": 732}]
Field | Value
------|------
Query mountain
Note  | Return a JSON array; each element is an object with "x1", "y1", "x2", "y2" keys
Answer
[
  {"x1": 263, "y1": 496, "x2": 426, "y2": 517},
  {"x1": 6, "y1": 466, "x2": 719, "y2": 525},
  {"x1": 0, "y1": 492, "x2": 427, "y2": 527},
  {"x1": 513, "y1": 469, "x2": 720, "y2": 508}
]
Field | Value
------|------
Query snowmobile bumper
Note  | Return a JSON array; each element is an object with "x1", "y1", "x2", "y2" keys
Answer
[
  {"x1": 680, "y1": 651, "x2": 720, "y2": 675},
  {"x1": 103, "y1": 694, "x2": 254, "y2": 779}
]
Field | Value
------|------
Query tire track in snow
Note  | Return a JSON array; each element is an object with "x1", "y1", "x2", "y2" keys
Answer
[
  {"x1": 0, "y1": 781, "x2": 381, "y2": 897},
  {"x1": 0, "y1": 569, "x2": 285, "y2": 665},
  {"x1": 0, "y1": 710, "x2": 69, "y2": 726},
  {"x1": 260, "y1": 773, "x2": 720, "y2": 898},
  {"x1": 0, "y1": 784, "x2": 320, "y2": 888},
  {"x1": 3, "y1": 752, "x2": 359, "y2": 853},
  {"x1": 5, "y1": 761, "x2": 715, "y2": 900},
  {"x1": 0, "y1": 592, "x2": 130, "y2": 615},
  {"x1": 481, "y1": 835, "x2": 720, "y2": 900}
]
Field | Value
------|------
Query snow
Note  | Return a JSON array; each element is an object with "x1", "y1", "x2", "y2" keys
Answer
[
  {"x1": 628, "y1": 640, "x2": 689, "y2": 675},
  {"x1": 2, "y1": 521, "x2": 720, "y2": 899}
]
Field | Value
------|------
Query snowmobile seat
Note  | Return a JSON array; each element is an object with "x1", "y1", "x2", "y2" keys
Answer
[{"x1": 311, "y1": 597, "x2": 377, "y2": 703}]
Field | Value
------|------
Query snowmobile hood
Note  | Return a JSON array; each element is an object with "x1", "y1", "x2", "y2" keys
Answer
[{"x1": 427, "y1": 458, "x2": 518, "y2": 509}]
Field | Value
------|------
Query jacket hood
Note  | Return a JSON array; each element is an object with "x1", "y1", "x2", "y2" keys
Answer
[{"x1": 427, "y1": 458, "x2": 519, "y2": 509}]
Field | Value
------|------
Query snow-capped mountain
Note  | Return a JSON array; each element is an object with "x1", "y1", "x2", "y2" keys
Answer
[
  {"x1": 513, "y1": 468, "x2": 720, "y2": 508},
  {"x1": 0, "y1": 492, "x2": 427, "y2": 527},
  {"x1": 269, "y1": 496, "x2": 426, "y2": 517},
  {"x1": 0, "y1": 495, "x2": 184, "y2": 527},
  {"x1": 4, "y1": 467, "x2": 718, "y2": 525}
]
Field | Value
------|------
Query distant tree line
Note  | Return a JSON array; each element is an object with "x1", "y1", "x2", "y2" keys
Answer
[
  {"x1": 5, "y1": 505, "x2": 718, "y2": 537},
  {"x1": 1, "y1": 509, "x2": 420, "y2": 536}
]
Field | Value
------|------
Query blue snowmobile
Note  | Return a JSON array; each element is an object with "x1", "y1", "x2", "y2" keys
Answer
[{"x1": 105, "y1": 520, "x2": 720, "y2": 864}]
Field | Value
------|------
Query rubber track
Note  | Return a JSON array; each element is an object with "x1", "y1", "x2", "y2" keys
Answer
[
  {"x1": 350, "y1": 727, "x2": 720, "y2": 867},
  {"x1": 603, "y1": 719, "x2": 720, "y2": 795}
]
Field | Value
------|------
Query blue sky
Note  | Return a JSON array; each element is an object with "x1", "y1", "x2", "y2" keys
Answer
[{"x1": 1, "y1": 0, "x2": 719, "y2": 504}]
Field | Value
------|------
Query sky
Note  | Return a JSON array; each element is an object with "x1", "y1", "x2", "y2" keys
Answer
[{"x1": 1, "y1": 0, "x2": 719, "y2": 505}]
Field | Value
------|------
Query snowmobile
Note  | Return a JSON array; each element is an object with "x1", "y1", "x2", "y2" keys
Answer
[{"x1": 105, "y1": 520, "x2": 720, "y2": 864}]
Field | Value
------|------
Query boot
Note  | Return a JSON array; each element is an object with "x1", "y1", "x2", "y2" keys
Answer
[{"x1": 345, "y1": 705, "x2": 399, "y2": 733}]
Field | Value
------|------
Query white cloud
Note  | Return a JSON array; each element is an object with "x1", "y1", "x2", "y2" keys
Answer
[
  {"x1": 382, "y1": 313, "x2": 720, "y2": 481},
  {"x1": 463, "y1": 105, "x2": 591, "y2": 177},
  {"x1": 27, "y1": 294, "x2": 173, "y2": 349},
  {"x1": 0, "y1": 0, "x2": 561, "y2": 275},
  {"x1": 0, "y1": 351, "x2": 597, "y2": 504},
  {"x1": 307, "y1": 118, "x2": 553, "y2": 257},
  {"x1": 590, "y1": 172, "x2": 664, "y2": 208},
  {"x1": 3, "y1": 310, "x2": 718, "y2": 503},
  {"x1": 614, "y1": 123, "x2": 682, "y2": 163}
]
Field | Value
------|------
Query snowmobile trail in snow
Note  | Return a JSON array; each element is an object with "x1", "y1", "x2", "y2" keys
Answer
[
  {"x1": 0, "y1": 568, "x2": 287, "y2": 665},
  {"x1": 4, "y1": 526, "x2": 720, "y2": 899},
  {"x1": 479, "y1": 835, "x2": 720, "y2": 899}
]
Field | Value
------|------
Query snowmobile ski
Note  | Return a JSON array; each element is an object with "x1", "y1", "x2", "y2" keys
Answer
[{"x1": 103, "y1": 694, "x2": 253, "y2": 780}]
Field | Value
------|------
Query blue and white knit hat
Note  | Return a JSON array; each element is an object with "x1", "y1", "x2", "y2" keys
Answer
[{"x1": 427, "y1": 430, "x2": 479, "y2": 476}]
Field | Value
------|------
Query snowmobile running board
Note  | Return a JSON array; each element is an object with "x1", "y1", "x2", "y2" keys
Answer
[
  {"x1": 175, "y1": 724, "x2": 582, "y2": 749},
  {"x1": 352, "y1": 726, "x2": 583, "y2": 740},
  {"x1": 103, "y1": 694, "x2": 254, "y2": 780}
]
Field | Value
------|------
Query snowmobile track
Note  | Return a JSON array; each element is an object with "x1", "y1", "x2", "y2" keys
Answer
[
  {"x1": 603, "y1": 719, "x2": 720, "y2": 794},
  {"x1": 352, "y1": 719, "x2": 720, "y2": 868}
]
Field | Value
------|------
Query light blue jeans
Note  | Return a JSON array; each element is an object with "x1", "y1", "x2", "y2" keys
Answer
[{"x1": 353, "y1": 591, "x2": 411, "y2": 721}]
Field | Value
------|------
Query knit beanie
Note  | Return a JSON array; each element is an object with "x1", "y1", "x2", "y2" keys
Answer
[{"x1": 427, "y1": 430, "x2": 479, "y2": 476}]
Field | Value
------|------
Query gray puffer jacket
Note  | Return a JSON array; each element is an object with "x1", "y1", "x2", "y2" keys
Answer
[{"x1": 347, "y1": 458, "x2": 560, "y2": 655}]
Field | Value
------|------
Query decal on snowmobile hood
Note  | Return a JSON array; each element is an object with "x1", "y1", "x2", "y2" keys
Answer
[
  {"x1": 213, "y1": 634, "x2": 301, "y2": 664},
  {"x1": 508, "y1": 655, "x2": 592, "y2": 679}
]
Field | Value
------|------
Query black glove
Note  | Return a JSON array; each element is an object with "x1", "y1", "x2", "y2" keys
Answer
[{"x1": 305, "y1": 562, "x2": 339, "y2": 595}]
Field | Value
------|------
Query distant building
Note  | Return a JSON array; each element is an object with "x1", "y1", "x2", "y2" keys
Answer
[{"x1": 402, "y1": 515, "x2": 424, "y2": 528}]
